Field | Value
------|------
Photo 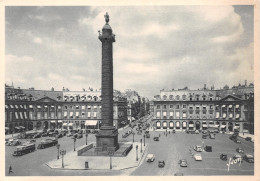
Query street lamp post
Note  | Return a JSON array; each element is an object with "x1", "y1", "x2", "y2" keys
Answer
[
  {"x1": 143, "y1": 134, "x2": 146, "y2": 146},
  {"x1": 60, "y1": 149, "x2": 66, "y2": 168},
  {"x1": 140, "y1": 139, "x2": 142, "y2": 153},
  {"x1": 56, "y1": 143, "x2": 60, "y2": 159},
  {"x1": 73, "y1": 137, "x2": 76, "y2": 151},
  {"x1": 108, "y1": 151, "x2": 114, "y2": 169},
  {"x1": 85, "y1": 131, "x2": 88, "y2": 145},
  {"x1": 132, "y1": 132, "x2": 135, "y2": 143},
  {"x1": 136, "y1": 145, "x2": 138, "y2": 161}
]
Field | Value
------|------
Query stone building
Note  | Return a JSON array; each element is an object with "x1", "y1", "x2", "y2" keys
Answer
[
  {"x1": 5, "y1": 85, "x2": 128, "y2": 134},
  {"x1": 152, "y1": 82, "x2": 254, "y2": 134}
]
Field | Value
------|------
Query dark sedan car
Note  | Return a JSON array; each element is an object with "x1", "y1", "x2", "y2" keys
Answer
[
  {"x1": 153, "y1": 137, "x2": 159, "y2": 141},
  {"x1": 236, "y1": 147, "x2": 244, "y2": 153},
  {"x1": 220, "y1": 154, "x2": 227, "y2": 161},
  {"x1": 179, "y1": 159, "x2": 188, "y2": 167},
  {"x1": 158, "y1": 161, "x2": 165, "y2": 167}
]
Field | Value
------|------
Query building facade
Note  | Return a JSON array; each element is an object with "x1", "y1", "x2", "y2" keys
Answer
[
  {"x1": 5, "y1": 85, "x2": 128, "y2": 134},
  {"x1": 152, "y1": 82, "x2": 254, "y2": 134}
]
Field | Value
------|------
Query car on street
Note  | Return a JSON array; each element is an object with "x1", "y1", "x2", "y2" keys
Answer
[
  {"x1": 41, "y1": 132, "x2": 48, "y2": 137},
  {"x1": 172, "y1": 129, "x2": 176, "y2": 133},
  {"x1": 245, "y1": 137, "x2": 252, "y2": 142},
  {"x1": 202, "y1": 130, "x2": 208, "y2": 134},
  {"x1": 243, "y1": 154, "x2": 254, "y2": 163},
  {"x1": 194, "y1": 145, "x2": 203, "y2": 152},
  {"x1": 209, "y1": 133, "x2": 215, "y2": 139},
  {"x1": 178, "y1": 159, "x2": 188, "y2": 167},
  {"x1": 146, "y1": 154, "x2": 155, "y2": 162},
  {"x1": 153, "y1": 137, "x2": 159, "y2": 141},
  {"x1": 77, "y1": 133, "x2": 83, "y2": 139},
  {"x1": 236, "y1": 147, "x2": 244, "y2": 153},
  {"x1": 202, "y1": 134, "x2": 207, "y2": 139},
  {"x1": 186, "y1": 130, "x2": 190, "y2": 134},
  {"x1": 158, "y1": 161, "x2": 165, "y2": 167},
  {"x1": 204, "y1": 145, "x2": 212, "y2": 152},
  {"x1": 220, "y1": 154, "x2": 228, "y2": 161},
  {"x1": 194, "y1": 154, "x2": 202, "y2": 161},
  {"x1": 10, "y1": 140, "x2": 22, "y2": 146},
  {"x1": 234, "y1": 139, "x2": 241, "y2": 144},
  {"x1": 67, "y1": 132, "x2": 73, "y2": 137}
]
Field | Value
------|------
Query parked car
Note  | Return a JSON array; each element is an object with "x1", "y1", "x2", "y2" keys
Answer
[
  {"x1": 67, "y1": 132, "x2": 73, "y2": 137},
  {"x1": 194, "y1": 145, "x2": 203, "y2": 152},
  {"x1": 186, "y1": 130, "x2": 190, "y2": 134},
  {"x1": 153, "y1": 137, "x2": 159, "y2": 141},
  {"x1": 179, "y1": 159, "x2": 188, "y2": 167},
  {"x1": 209, "y1": 133, "x2": 215, "y2": 139},
  {"x1": 220, "y1": 154, "x2": 228, "y2": 161},
  {"x1": 42, "y1": 132, "x2": 48, "y2": 137},
  {"x1": 33, "y1": 133, "x2": 42, "y2": 139},
  {"x1": 204, "y1": 145, "x2": 212, "y2": 152},
  {"x1": 172, "y1": 129, "x2": 176, "y2": 133},
  {"x1": 146, "y1": 154, "x2": 155, "y2": 162},
  {"x1": 190, "y1": 130, "x2": 196, "y2": 134},
  {"x1": 202, "y1": 134, "x2": 207, "y2": 139},
  {"x1": 243, "y1": 154, "x2": 254, "y2": 163},
  {"x1": 77, "y1": 133, "x2": 83, "y2": 139},
  {"x1": 10, "y1": 140, "x2": 22, "y2": 146},
  {"x1": 245, "y1": 137, "x2": 252, "y2": 142},
  {"x1": 194, "y1": 154, "x2": 202, "y2": 161},
  {"x1": 236, "y1": 147, "x2": 244, "y2": 153},
  {"x1": 234, "y1": 139, "x2": 241, "y2": 144},
  {"x1": 158, "y1": 161, "x2": 165, "y2": 167},
  {"x1": 145, "y1": 133, "x2": 150, "y2": 138}
]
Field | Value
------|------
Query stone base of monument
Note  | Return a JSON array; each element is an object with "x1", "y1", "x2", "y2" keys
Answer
[{"x1": 79, "y1": 142, "x2": 133, "y2": 157}]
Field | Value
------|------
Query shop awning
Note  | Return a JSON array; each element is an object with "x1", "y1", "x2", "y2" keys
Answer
[
  {"x1": 222, "y1": 105, "x2": 226, "y2": 108},
  {"x1": 235, "y1": 104, "x2": 239, "y2": 109},
  {"x1": 63, "y1": 123, "x2": 68, "y2": 126},
  {"x1": 85, "y1": 120, "x2": 98, "y2": 126},
  {"x1": 229, "y1": 105, "x2": 233, "y2": 108},
  {"x1": 44, "y1": 105, "x2": 48, "y2": 108},
  {"x1": 20, "y1": 126, "x2": 25, "y2": 129},
  {"x1": 58, "y1": 120, "x2": 63, "y2": 123},
  {"x1": 88, "y1": 106, "x2": 91, "y2": 109},
  {"x1": 51, "y1": 105, "x2": 54, "y2": 108},
  {"x1": 189, "y1": 124, "x2": 194, "y2": 128},
  {"x1": 37, "y1": 105, "x2": 41, "y2": 108},
  {"x1": 234, "y1": 126, "x2": 240, "y2": 130},
  {"x1": 221, "y1": 125, "x2": 226, "y2": 128},
  {"x1": 202, "y1": 124, "x2": 208, "y2": 127},
  {"x1": 15, "y1": 127, "x2": 20, "y2": 130},
  {"x1": 50, "y1": 120, "x2": 56, "y2": 123},
  {"x1": 68, "y1": 123, "x2": 74, "y2": 126},
  {"x1": 29, "y1": 105, "x2": 33, "y2": 108}
]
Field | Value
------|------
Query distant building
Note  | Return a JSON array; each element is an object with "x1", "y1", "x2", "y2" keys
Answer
[
  {"x1": 5, "y1": 86, "x2": 128, "y2": 134},
  {"x1": 152, "y1": 82, "x2": 254, "y2": 134}
]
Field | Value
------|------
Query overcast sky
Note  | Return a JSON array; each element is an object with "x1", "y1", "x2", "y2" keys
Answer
[{"x1": 5, "y1": 6, "x2": 254, "y2": 99}]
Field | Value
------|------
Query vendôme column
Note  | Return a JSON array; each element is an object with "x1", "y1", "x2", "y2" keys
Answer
[{"x1": 95, "y1": 12, "x2": 119, "y2": 152}]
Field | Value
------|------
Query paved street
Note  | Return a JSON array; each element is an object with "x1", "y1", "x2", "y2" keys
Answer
[{"x1": 5, "y1": 118, "x2": 254, "y2": 176}]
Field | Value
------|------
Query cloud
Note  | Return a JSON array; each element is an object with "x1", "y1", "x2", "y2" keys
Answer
[
  {"x1": 5, "y1": 6, "x2": 254, "y2": 98},
  {"x1": 33, "y1": 37, "x2": 42, "y2": 44}
]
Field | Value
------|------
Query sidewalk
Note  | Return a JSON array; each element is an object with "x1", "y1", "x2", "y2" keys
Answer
[{"x1": 46, "y1": 142, "x2": 147, "y2": 170}]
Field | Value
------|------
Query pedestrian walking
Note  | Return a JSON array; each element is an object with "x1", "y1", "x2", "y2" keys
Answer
[{"x1": 9, "y1": 166, "x2": 13, "y2": 174}]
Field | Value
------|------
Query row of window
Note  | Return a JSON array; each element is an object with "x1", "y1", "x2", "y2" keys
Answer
[
  {"x1": 5, "y1": 104, "x2": 105, "y2": 110},
  {"x1": 156, "y1": 104, "x2": 241, "y2": 110},
  {"x1": 156, "y1": 111, "x2": 240, "y2": 119}
]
